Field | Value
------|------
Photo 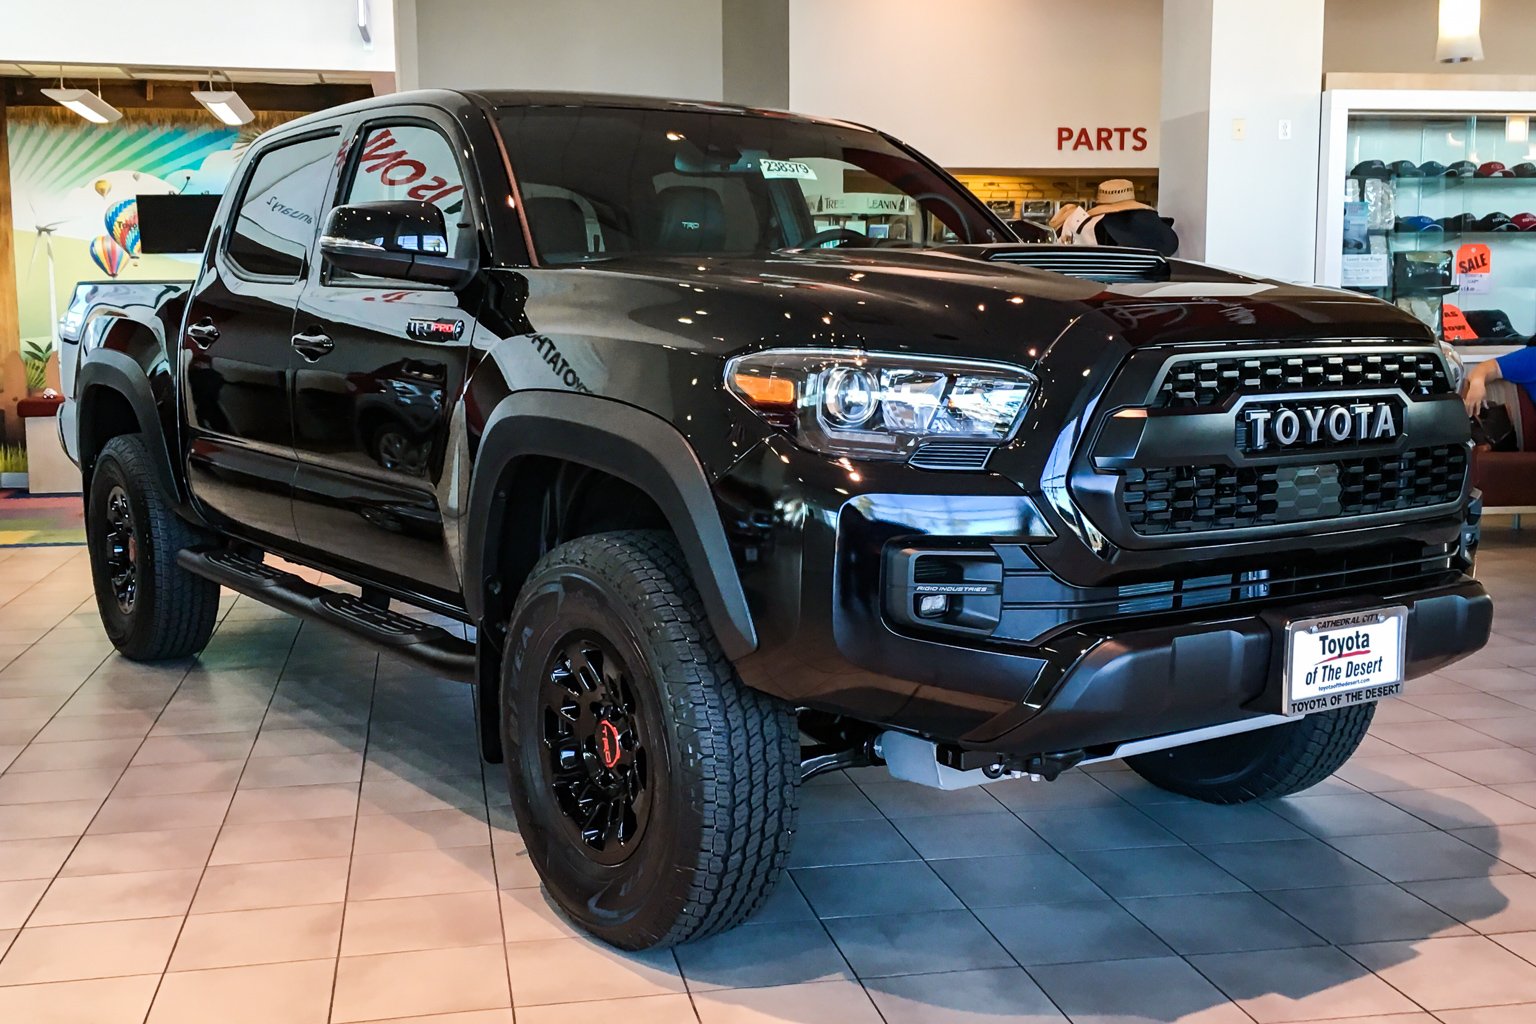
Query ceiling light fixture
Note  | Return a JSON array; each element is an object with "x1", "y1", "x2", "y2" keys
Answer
[
  {"x1": 191, "y1": 90, "x2": 254, "y2": 126},
  {"x1": 1508, "y1": 115, "x2": 1530, "y2": 144},
  {"x1": 1437, "y1": 0, "x2": 1484, "y2": 63},
  {"x1": 192, "y1": 74, "x2": 255, "y2": 126},
  {"x1": 40, "y1": 84, "x2": 122, "y2": 124}
]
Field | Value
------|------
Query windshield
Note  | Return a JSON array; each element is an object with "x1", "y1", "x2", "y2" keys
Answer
[{"x1": 496, "y1": 106, "x2": 1003, "y2": 265}]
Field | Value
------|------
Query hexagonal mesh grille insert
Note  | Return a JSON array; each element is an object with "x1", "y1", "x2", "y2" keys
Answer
[
  {"x1": 1122, "y1": 444, "x2": 1466, "y2": 535},
  {"x1": 1154, "y1": 351, "x2": 1451, "y2": 409}
]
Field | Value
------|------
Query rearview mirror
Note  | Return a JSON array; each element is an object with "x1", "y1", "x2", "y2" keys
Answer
[{"x1": 319, "y1": 201, "x2": 473, "y2": 287}]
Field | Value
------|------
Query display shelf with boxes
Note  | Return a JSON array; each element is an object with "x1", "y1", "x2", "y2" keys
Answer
[{"x1": 1317, "y1": 88, "x2": 1536, "y2": 358}]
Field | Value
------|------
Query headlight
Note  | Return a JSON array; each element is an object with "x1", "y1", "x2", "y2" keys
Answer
[
  {"x1": 1439, "y1": 339, "x2": 1465, "y2": 391},
  {"x1": 726, "y1": 348, "x2": 1036, "y2": 461}
]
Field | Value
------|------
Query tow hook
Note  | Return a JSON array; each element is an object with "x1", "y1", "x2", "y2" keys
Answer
[{"x1": 876, "y1": 732, "x2": 1088, "y2": 790}]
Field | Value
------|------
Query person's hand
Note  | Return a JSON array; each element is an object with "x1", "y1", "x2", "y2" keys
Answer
[{"x1": 1462, "y1": 369, "x2": 1489, "y2": 417}]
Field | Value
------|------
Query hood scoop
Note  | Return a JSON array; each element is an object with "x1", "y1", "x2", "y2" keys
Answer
[{"x1": 984, "y1": 245, "x2": 1171, "y2": 283}]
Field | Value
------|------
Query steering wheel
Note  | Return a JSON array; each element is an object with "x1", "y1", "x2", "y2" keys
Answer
[{"x1": 798, "y1": 227, "x2": 869, "y2": 250}]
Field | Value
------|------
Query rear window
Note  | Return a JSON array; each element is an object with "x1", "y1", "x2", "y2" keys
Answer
[{"x1": 226, "y1": 133, "x2": 339, "y2": 279}]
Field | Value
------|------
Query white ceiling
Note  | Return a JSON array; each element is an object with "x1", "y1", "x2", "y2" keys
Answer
[{"x1": 0, "y1": 63, "x2": 371, "y2": 85}]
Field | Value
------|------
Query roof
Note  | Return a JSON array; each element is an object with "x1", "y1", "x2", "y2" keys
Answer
[
  {"x1": 262, "y1": 88, "x2": 872, "y2": 139},
  {"x1": 470, "y1": 90, "x2": 868, "y2": 130}
]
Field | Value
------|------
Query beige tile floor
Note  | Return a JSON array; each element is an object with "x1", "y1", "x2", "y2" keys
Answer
[{"x1": 3, "y1": 533, "x2": 1536, "y2": 1022}]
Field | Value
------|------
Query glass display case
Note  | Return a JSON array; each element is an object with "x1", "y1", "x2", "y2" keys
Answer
[{"x1": 1317, "y1": 89, "x2": 1536, "y2": 362}]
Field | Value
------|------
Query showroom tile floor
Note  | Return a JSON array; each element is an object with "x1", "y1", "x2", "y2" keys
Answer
[{"x1": 4, "y1": 535, "x2": 1536, "y2": 1022}]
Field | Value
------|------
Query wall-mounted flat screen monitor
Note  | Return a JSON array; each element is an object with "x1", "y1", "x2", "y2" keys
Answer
[{"x1": 137, "y1": 194, "x2": 222, "y2": 255}]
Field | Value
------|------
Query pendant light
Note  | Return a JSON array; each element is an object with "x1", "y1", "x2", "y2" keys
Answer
[
  {"x1": 191, "y1": 89, "x2": 255, "y2": 127},
  {"x1": 191, "y1": 72, "x2": 255, "y2": 126},
  {"x1": 1437, "y1": 0, "x2": 1484, "y2": 63},
  {"x1": 40, "y1": 76, "x2": 122, "y2": 124}
]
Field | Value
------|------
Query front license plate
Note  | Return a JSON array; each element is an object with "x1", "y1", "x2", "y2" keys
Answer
[{"x1": 1283, "y1": 606, "x2": 1407, "y2": 716}]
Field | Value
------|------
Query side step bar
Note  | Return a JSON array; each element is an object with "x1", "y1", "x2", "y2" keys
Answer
[{"x1": 178, "y1": 549, "x2": 475, "y2": 681}]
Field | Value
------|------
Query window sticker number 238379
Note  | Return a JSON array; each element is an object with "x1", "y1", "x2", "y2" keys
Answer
[{"x1": 1283, "y1": 607, "x2": 1407, "y2": 716}]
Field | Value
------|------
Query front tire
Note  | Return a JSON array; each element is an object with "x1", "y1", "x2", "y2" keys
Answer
[
  {"x1": 1126, "y1": 704, "x2": 1375, "y2": 803},
  {"x1": 501, "y1": 531, "x2": 799, "y2": 949},
  {"x1": 86, "y1": 434, "x2": 219, "y2": 661}
]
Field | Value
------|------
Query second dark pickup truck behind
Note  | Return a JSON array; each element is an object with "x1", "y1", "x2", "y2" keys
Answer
[{"x1": 64, "y1": 89, "x2": 1490, "y2": 949}]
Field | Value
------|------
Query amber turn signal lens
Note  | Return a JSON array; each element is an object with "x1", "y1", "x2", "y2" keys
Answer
[{"x1": 731, "y1": 373, "x2": 796, "y2": 406}]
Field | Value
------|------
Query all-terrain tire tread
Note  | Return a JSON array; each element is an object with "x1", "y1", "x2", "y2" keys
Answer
[
  {"x1": 91, "y1": 435, "x2": 219, "y2": 661},
  {"x1": 515, "y1": 530, "x2": 798, "y2": 947},
  {"x1": 1128, "y1": 704, "x2": 1376, "y2": 804}
]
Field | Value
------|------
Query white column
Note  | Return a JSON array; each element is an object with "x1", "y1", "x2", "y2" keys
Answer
[{"x1": 1160, "y1": 0, "x2": 1325, "y2": 283}]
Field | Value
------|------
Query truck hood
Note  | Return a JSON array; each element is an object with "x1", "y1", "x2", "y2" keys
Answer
[{"x1": 517, "y1": 246, "x2": 1431, "y2": 369}]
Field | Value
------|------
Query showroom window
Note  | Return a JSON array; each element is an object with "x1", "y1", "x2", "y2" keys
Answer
[{"x1": 226, "y1": 132, "x2": 340, "y2": 279}]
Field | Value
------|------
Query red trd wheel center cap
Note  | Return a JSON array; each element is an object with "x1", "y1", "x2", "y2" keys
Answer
[{"x1": 597, "y1": 720, "x2": 622, "y2": 769}]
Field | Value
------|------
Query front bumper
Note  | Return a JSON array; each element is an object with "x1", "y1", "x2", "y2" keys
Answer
[
  {"x1": 973, "y1": 575, "x2": 1489, "y2": 756},
  {"x1": 725, "y1": 436, "x2": 1490, "y2": 757}
]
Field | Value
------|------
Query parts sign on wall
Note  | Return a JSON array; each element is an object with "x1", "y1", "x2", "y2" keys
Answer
[{"x1": 1057, "y1": 127, "x2": 1150, "y2": 153}]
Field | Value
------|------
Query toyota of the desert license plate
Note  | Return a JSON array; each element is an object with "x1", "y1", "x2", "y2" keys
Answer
[{"x1": 1283, "y1": 607, "x2": 1407, "y2": 716}]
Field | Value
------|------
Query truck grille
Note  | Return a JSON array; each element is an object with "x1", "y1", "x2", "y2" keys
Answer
[
  {"x1": 1154, "y1": 351, "x2": 1451, "y2": 409},
  {"x1": 990, "y1": 539, "x2": 1460, "y2": 644},
  {"x1": 1123, "y1": 444, "x2": 1466, "y2": 536}
]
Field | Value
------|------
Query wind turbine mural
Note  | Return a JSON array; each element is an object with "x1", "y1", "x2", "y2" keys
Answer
[
  {"x1": 23, "y1": 205, "x2": 73, "y2": 394},
  {"x1": 28, "y1": 204, "x2": 69, "y2": 337}
]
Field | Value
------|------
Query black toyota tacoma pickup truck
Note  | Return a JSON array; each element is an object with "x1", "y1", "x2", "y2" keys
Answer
[{"x1": 67, "y1": 89, "x2": 1490, "y2": 949}]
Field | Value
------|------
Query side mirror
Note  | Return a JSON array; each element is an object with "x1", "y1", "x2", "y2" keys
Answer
[{"x1": 319, "y1": 201, "x2": 473, "y2": 287}]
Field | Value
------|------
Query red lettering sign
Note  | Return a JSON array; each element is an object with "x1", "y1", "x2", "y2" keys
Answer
[
  {"x1": 1056, "y1": 126, "x2": 1152, "y2": 152},
  {"x1": 1456, "y1": 243, "x2": 1491, "y2": 276}
]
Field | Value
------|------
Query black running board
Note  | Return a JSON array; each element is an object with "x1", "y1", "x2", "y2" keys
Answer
[{"x1": 178, "y1": 549, "x2": 475, "y2": 681}]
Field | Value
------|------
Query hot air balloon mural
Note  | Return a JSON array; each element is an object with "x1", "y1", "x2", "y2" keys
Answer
[
  {"x1": 104, "y1": 198, "x2": 141, "y2": 259},
  {"x1": 94, "y1": 178, "x2": 112, "y2": 199},
  {"x1": 89, "y1": 235, "x2": 126, "y2": 277}
]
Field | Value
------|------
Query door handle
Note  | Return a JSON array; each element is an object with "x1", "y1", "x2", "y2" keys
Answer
[
  {"x1": 186, "y1": 319, "x2": 220, "y2": 343},
  {"x1": 291, "y1": 330, "x2": 334, "y2": 361}
]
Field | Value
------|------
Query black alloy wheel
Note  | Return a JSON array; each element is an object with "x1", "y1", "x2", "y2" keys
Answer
[
  {"x1": 101, "y1": 484, "x2": 139, "y2": 614},
  {"x1": 85, "y1": 434, "x2": 219, "y2": 661},
  {"x1": 501, "y1": 531, "x2": 800, "y2": 949},
  {"x1": 540, "y1": 632, "x2": 652, "y2": 864}
]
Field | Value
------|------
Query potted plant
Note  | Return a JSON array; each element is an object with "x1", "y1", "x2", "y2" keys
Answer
[
  {"x1": 20, "y1": 339, "x2": 55, "y2": 396},
  {"x1": 0, "y1": 441, "x2": 25, "y2": 490}
]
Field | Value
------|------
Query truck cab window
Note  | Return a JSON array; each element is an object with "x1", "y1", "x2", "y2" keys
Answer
[
  {"x1": 342, "y1": 125, "x2": 469, "y2": 258},
  {"x1": 226, "y1": 134, "x2": 339, "y2": 279},
  {"x1": 499, "y1": 107, "x2": 998, "y2": 264}
]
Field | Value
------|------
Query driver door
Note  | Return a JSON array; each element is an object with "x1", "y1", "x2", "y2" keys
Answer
[{"x1": 288, "y1": 114, "x2": 482, "y2": 602}]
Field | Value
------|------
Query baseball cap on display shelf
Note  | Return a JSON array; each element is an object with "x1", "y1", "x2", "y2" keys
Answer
[
  {"x1": 1446, "y1": 160, "x2": 1479, "y2": 177},
  {"x1": 1350, "y1": 159, "x2": 1391, "y2": 179},
  {"x1": 1418, "y1": 160, "x2": 1452, "y2": 177},
  {"x1": 1477, "y1": 211, "x2": 1520, "y2": 232},
  {"x1": 1512, "y1": 162, "x2": 1536, "y2": 178},
  {"x1": 1512, "y1": 212, "x2": 1536, "y2": 231},
  {"x1": 1436, "y1": 213, "x2": 1479, "y2": 232},
  {"x1": 1477, "y1": 161, "x2": 1515, "y2": 178},
  {"x1": 1389, "y1": 159, "x2": 1424, "y2": 177},
  {"x1": 1397, "y1": 215, "x2": 1443, "y2": 233},
  {"x1": 1463, "y1": 309, "x2": 1529, "y2": 341}
]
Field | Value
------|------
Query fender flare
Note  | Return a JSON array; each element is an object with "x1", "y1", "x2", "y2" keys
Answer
[
  {"x1": 463, "y1": 390, "x2": 758, "y2": 660},
  {"x1": 75, "y1": 348, "x2": 181, "y2": 503}
]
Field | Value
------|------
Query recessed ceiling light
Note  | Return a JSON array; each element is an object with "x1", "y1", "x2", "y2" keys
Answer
[{"x1": 40, "y1": 87, "x2": 122, "y2": 124}]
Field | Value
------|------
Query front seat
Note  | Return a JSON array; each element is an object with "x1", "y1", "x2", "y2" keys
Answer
[
  {"x1": 525, "y1": 196, "x2": 590, "y2": 261},
  {"x1": 651, "y1": 186, "x2": 726, "y2": 253}
]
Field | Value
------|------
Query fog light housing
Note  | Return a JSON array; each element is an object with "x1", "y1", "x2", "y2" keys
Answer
[{"x1": 917, "y1": 594, "x2": 949, "y2": 618}]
